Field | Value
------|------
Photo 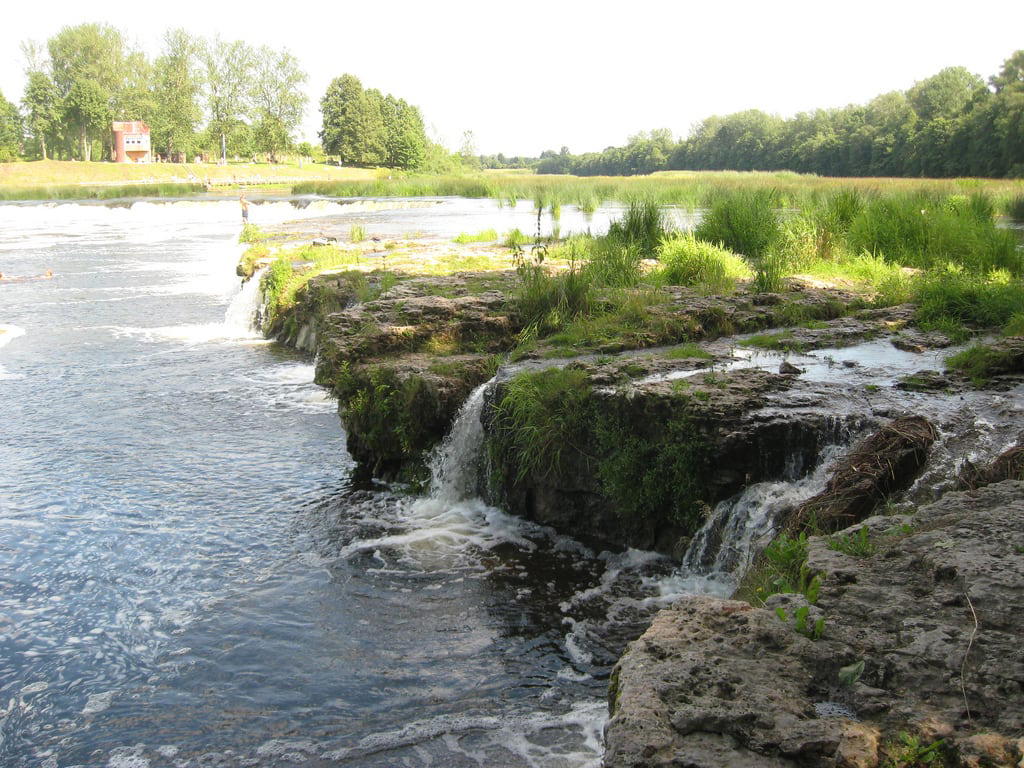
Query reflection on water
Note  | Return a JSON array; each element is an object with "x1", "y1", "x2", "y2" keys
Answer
[{"x1": 0, "y1": 199, "x2": 704, "y2": 768}]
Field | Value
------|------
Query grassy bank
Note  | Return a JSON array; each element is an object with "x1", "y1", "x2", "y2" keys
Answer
[
  {"x1": 0, "y1": 182, "x2": 208, "y2": 200},
  {"x1": 293, "y1": 170, "x2": 1024, "y2": 212},
  {"x1": 0, "y1": 159, "x2": 380, "y2": 200},
  {"x1": 502, "y1": 188, "x2": 1024, "y2": 357}
]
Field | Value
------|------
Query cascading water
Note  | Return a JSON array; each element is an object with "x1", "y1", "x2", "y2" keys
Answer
[
  {"x1": 677, "y1": 447, "x2": 843, "y2": 592},
  {"x1": 223, "y1": 267, "x2": 267, "y2": 337},
  {"x1": 424, "y1": 378, "x2": 493, "y2": 503}
]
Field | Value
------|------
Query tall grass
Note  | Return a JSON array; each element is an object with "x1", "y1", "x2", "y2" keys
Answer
[
  {"x1": 453, "y1": 228, "x2": 498, "y2": 244},
  {"x1": 847, "y1": 194, "x2": 1021, "y2": 274},
  {"x1": 0, "y1": 182, "x2": 206, "y2": 201},
  {"x1": 654, "y1": 234, "x2": 751, "y2": 293},
  {"x1": 350, "y1": 224, "x2": 367, "y2": 243},
  {"x1": 606, "y1": 198, "x2": 672, "y2": 258},
  {"x1": 694, "y1": 189, "x2": 781, "y2": 260},
  {"x1": 1007, "y1": 194, "x2": 1024, "y2": 223}
]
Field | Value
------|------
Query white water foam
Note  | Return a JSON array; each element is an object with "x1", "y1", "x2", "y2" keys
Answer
[
  {"x1": 338, "y1": 378, "x2": 545, "y2": 566},
  {"x1": 223, "y1": 266, "x2": 267, "y2": 338},
  {"x1": 0, "y1": 324, "x2": 26, "y2": 349}
]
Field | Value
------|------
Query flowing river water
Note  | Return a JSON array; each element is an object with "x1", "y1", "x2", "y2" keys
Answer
[{"x1": 1, "y1": 196, "x2": 977, "y2": 768}]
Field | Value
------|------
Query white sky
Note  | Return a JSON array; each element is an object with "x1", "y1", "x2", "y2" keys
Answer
[{"x1": 2, "y1": 0, "x2": 1022, "y2": 156}]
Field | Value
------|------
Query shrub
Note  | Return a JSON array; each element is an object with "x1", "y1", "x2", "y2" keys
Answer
[
  {"x1": 694, "y1": 189, "x2": 781, "y2": 261},
  {"x1": 655, "y1": 234, "x2": 751, "y2": 293}
]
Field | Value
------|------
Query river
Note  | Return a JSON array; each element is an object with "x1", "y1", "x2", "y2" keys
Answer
[{"x1": 0, "y1": 198, "x2": 722, "y2": 768}]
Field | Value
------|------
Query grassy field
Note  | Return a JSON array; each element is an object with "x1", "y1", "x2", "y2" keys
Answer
[
  {"x1": 294, "y1": 171, "x2": 1024, "y2": 213},
  {"x1": 0, "y1": 159, "x2": 381, "y2": 196}
]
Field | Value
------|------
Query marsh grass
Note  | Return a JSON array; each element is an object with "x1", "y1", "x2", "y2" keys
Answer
[
  {"x1": 847, "y1": 194, "x2": 1021, "y2": 274},
  {"x1": 694, "y1": 189, "x2": 781, "y2": 260},
  {"x1": 654, "y1": 234, "x2": 751, "y2": 293},
  {"x1": 753, "y1": 252, "x2": 787, "y2": 293},
  {"x1": 292, "y1": 172, "x2": 1023, "y2": 213},
  {"x1": 239, "y1": 222, "x2": 267, "y2": 244},
  {"x1": 665, "y1": 343, "x2": 713, "y2": 360},
  {"x1": 503, "y1": 229, "x2": 532, "y2": 249},
  {"x1": 945, "y1": 343, "x2": 1018, "y2": 383},
  {"x1": 0, "y1": 182, "x2": 206, "y2": 201},
  {"x1": 489, "y1": 367, "x2": 593, "y2": 483},
  {"x1": 913, "y1": 267, "x2": 1024, "y2": 338},
  {"x1": 1007, "y1": 194, "x2": 1024, "y2": 222},
  {"x1": 350, "y1": 224, "x2": 367, "y2": 243},
  {"x1": 261, "y1": 244, "x2": 364, "y2": 327},
  {"x1": 739, "y1": 331, "x2": 802, "y2": 351},
  {"x1": 606, "y1": 198, "x2": 672, "y2": 258},
  {"x1": 453, "y1": 228, "x2": 498, "y2": 244},
  {"x1": 827, "y1": 526, "x2": 875, "y2": 557},
  {"x1": 735, "y1": 532, "x2": 821, "y2": 606}
]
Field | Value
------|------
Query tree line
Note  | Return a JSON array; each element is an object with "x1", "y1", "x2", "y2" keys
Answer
[
  {"x1": 0, "y1": 23, "x2": 307, "y2": 163},
  {"x1": 534, "y1": 51, "x2": 1024, "y2": 178}
]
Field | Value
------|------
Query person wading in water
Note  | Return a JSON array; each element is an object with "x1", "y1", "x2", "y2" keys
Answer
[{"x1": 240, "y1": 193, "x2": 250, "y2": 224}]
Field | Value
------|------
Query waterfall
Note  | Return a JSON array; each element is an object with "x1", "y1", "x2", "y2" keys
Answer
[
  {"x1": 336, "y1": 377, "x2": 523, "y2": 564},
  {"x1": 222, "y1": 268, "x2": 267, "y2": 337},
  {"x1": 679, "y1": 446, "x2": 842, "y2": 584},
  {"x1": 424, "y1": 378, "x2": 494, "y2": 503}
]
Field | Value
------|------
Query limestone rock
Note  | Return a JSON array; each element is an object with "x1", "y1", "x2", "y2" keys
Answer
[{"x1": 606, "y1": 482, "x2": 1024, "y2": 767}]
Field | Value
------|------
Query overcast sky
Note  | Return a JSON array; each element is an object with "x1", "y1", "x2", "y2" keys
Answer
[{"x1": 2, "y1": 0, "x2": 1022, "y2": 156}]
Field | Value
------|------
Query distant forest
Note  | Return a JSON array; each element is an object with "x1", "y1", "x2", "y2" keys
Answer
[{"x1": 505, "y1": 51, "x2": 1024, "y2": 179}]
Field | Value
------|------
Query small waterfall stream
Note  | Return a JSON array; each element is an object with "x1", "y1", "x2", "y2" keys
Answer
[
  {"x1": 421, "y1": 374, "x2": 840, "y2": 596},
  {"x1": 222, "y1": 267, "x2": 267, "y2": 337},
  {"x1": 425, "y1": 378, "x2": 494, "y2": 503},
  {"x1": 679, "y1": 447, "x2": 841, "y2": 585}
]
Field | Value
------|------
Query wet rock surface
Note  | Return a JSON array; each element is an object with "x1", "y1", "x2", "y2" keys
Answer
[
  {"x1": 605, "y1": 482, "x2": 1024, "y2": 767},
  {"x1": 480, "y1": 368, "x2": 861, "y2": 556}
]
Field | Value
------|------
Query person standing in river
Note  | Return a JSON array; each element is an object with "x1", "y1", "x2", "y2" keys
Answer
[{"x1": 240, "y1": 193, "x2": 250, "y2": 224}]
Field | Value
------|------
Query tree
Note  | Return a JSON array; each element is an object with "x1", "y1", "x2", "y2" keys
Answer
[
  {"x1": 990, "y1": 50, "x2": 1024, "y2": 93},
  {"x1": 203, "y1": 37, "x2": 255, "y2": 158},
  {"x1": 381, "y1": 94, "x2": 426, "y2": 169},
  {"x1": 250, "y1": 46, "x2": 306, "y2": 161},
  {"x1": 907, "y1": 67, "x2": 985, "y2": 123},
  {"x1": 151, "y1": 29, "x2": 204, "y2": 158},
  {"x1": 63, "y1": 79, "x2": 110, "y2": 160},
  {"x1": 48, "y1": 23, "x2": 130, "y2": 159},
  {"x1": 21, "y1": 71, "x2": 60, "y2": 160},
  {"x1": 0, "y1": 90, "x2": 21, "y2": 161},
  {"x1": 319, "y1": 74, "x2": 386, "y2": 165}
]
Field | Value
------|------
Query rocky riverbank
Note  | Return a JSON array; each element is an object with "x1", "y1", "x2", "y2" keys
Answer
[{"x1": 247, "y1": 223, "x2": 1024, "y2": 767}]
